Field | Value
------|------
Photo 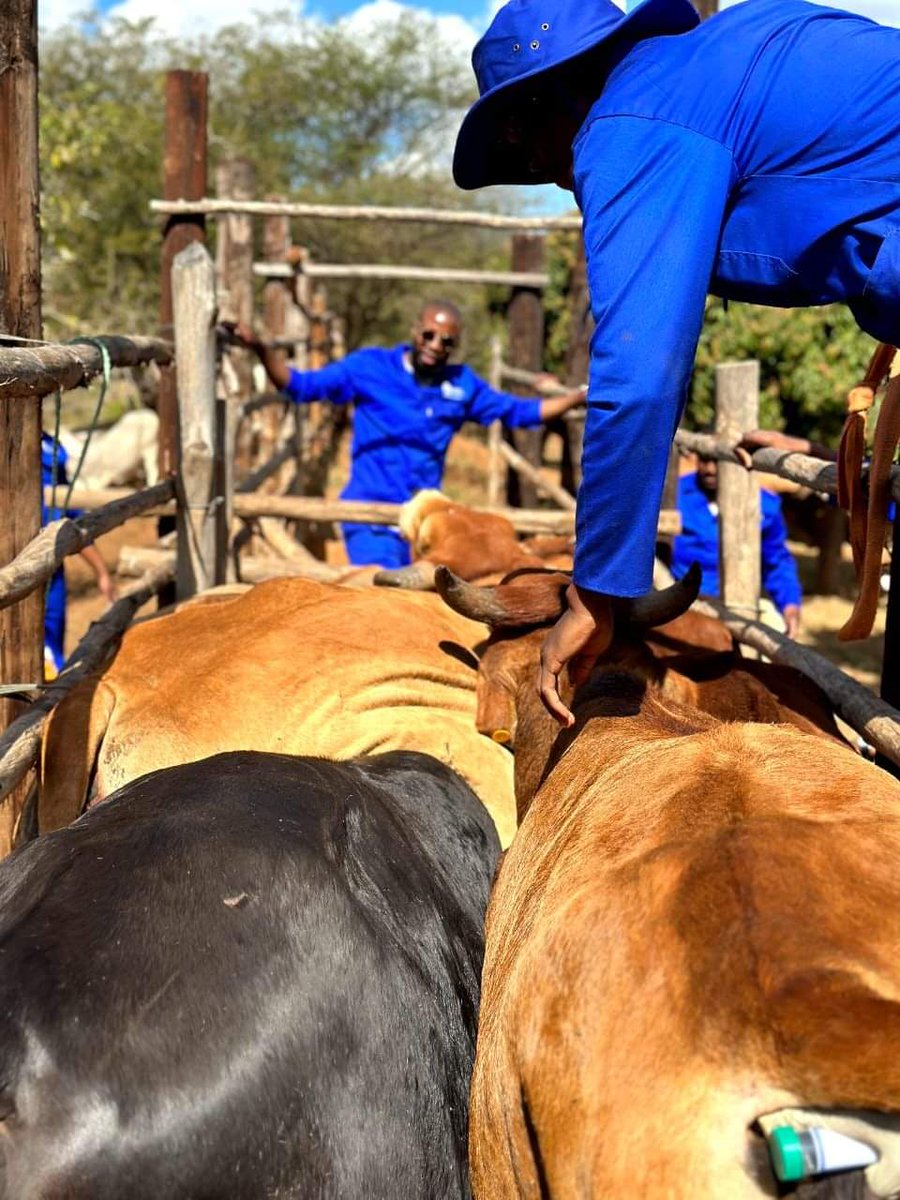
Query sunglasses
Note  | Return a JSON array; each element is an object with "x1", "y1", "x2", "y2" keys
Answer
[{"x1": 420, "y1": 329, "x2": 457, "y2": 350}]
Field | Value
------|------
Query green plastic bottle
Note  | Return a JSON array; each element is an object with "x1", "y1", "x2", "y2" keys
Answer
[{"x1": 768, "y1": 1125, "x2": 878, "y2": 1184}]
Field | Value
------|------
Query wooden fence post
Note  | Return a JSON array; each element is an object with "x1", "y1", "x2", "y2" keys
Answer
[
  {"x1": 716, "y1": 361, "x2": 761, "y2": 625},
  {"x1": 216, "y1": 157, "x2": 255, "y2": 479},
  {"x1": 157, "y1": 71, "x2": 207, "y2": 604},
  {"x1": 506, "y1": 233, "x2": 546, "y2": 507},
  {"x1": 158, "y1": 71, "x2": 208, "y2": 480},
  {"x1": 173, "y1": 243, "x2": 223, "y2": 598},
  {"x1": 488, "y1": 335, "x2": 505, "y2": 508},
  {"x1": 258, "y1": 201, "x2": 291, "y2": 488},
  {"x1": 0, "y1": 0, "x2": 42, "y2": 848}
]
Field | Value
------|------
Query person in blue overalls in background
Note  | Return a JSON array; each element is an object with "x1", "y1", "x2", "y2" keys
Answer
[
  {"x1": 452, "y1": 0, "x2": 900, "y2": 723},
  {"x1": 231, "y1": 301, "x2": 585, "y2": 568},
  {"x1": 672, "y1": 455, "x2": 803, "y2": 639},
  {"x1": 42, "y1": 433, "x2": 117, "y2": 679}
]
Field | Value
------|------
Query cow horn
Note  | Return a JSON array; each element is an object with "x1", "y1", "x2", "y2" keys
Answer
[
  {"x1": 373, "y1": 563, "x2": 437, "y2": 590},
  {"x1": 624, "y1": 562, "x2": 702, "y2": 629},
  {"x1": 434, "y1": 566, "x2": 509, "y2": 624}
]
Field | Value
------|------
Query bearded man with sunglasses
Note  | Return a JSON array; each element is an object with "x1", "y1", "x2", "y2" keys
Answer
[{"x1": 231, "y1": 300, "x2": 584, "y2": 568}]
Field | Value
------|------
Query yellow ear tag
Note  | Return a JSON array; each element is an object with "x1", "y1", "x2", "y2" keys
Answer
[{"x1": 491, "y1": 729, "x2": 512, "y2": 744}]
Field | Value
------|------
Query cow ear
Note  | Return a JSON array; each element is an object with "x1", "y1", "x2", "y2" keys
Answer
[{"x1": 475, "y1": 645, "x2": 519, "y2": 747}]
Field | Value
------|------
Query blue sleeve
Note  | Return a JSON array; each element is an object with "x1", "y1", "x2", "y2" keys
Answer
[
  {"x1": 284, "y1": 360, "x2": 356, "y2": 406},
  {"x1": 572, "y1": 116, "x2": 735, "y2": 597},
  {"x1": 467, "y1": 378, "x2": 543, "y2": 428},
  {"x1": 761, "y1": 493, "x2": 803, "y2": 612}
]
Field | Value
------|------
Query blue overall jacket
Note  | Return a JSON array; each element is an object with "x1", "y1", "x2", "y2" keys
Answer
[
  {"x1": 285, "y1": 345, "x2": 543, "y2": 566},
  {"x1": 41, "y1": 434, "x2": 78, "y2": 671},
  {"x1": 671, "y1": 473, "x2": 803, "y2": 612},
  {"x1": 572, "y1": 0, "x2": 900, "y2": 596}
]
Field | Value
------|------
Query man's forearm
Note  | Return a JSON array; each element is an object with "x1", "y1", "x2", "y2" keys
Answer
[
  {"x1": 539, "y1": 388, "x2": 586, "y2": 422},
  {"x1": 255, "y1": 344, "x2": 292, "y2": 391}
]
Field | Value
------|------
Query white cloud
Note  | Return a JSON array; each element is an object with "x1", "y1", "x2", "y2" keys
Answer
[
  {"x1": 86, "y1": 0, "x2": 307, "y2": 39},
  {"x1": 340, "y1": 0, "x2": 479, "y2": 49}
]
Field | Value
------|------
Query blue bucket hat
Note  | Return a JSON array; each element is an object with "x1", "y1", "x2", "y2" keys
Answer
[{"x1": 453, "y1": 0, "x2": 699, "y2": 189}]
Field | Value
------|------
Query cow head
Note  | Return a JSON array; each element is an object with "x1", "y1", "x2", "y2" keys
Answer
[{"x1": 434, "y1": 564, "x2": 704, "y2": 818}]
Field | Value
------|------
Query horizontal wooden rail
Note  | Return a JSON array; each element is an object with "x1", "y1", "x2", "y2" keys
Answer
[
  {"x1": 254, "y1": 262, "x2": 550, "y2": 289},
  {"x1": 118, "y1": 545, "x2": 344, "y2": 585},
  {"x1": 152, "y1": 198, "x2": 582, "y2": 231},
  {"x1": 51, "y1": 485, "x2": 681, "y2": 537},
  {"x1": 235, "y1": 445, "x2": 295, "y2": 494},
  {"x1": 0, "y1": 335, "x2": 173, "y2": 400},
  {"x1": 697, "y1": 596, "x2": 900, "y2": 767},
  {"x1": 498, "y1": 440, "x2": 576, "y2": 512},
  {"x1": 0, "y1": 481, "x2": 176, "y2": 612},
  {"x1": 675, "y1": 431, "x2": 900, "y2": 505},
  {"x1": 0, "y1": 561, "x2": 174, "y2": 806}
]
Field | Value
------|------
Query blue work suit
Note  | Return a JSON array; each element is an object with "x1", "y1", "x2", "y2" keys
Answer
[
  {"x1": 672, "y1": 473, "x2": 803, "y2": 613},
  {"x1": 285, "y1": 344, "x2": 543, "y2": 566},
  {"x1": 41, "y1": 434, "x2": 78, "y2": 673},
  {"x1": 572, "y1": 0, "x2": 900, "y2": 597}
]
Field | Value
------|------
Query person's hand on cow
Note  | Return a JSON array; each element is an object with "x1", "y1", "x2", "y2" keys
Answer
[
  {"x1": 538, "y1": 582, "x2": 614, "y2": 726},
  {"x1": 783, "y1": 602, "x2": 801, "y2": 640}
]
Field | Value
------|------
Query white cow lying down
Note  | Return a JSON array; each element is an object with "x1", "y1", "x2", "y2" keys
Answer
[{"x1": 58, "y1": 408, "x2": 159, "y2": 490}]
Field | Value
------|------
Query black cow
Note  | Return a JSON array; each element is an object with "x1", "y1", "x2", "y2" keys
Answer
[{"x1": 0, "y1": 750, "x2": 499, "y2": 1199}]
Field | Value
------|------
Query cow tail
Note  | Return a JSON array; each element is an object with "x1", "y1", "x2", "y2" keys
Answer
[
  {"x1": 39, "y1": 677, "x2": 114, "y2": 833},
  {"x1": 470, "y1": 1058, "x2": 548, "y2": 1199}
]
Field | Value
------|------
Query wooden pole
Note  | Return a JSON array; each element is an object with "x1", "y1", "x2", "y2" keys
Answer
[
  {"x1": 158, "y1": 71, "x2": 207, "y2": 481},
  {"x1": 216, "y1": 157, "x2": 255, "y2": 480},
  {"x1": 254, "y1": 262, "x2": 550, "y2": 288},
  {"x1": 0, "y1": 481, "x2": 175, "y2": 611},
  {"x1": 715, "y1": 361, "x2": 761, "y2": 624},
  {"x1": 259, "y1": 199, "x2": 291, "y2": 487},
  {"x1": 498, "y1": 441, "x2": 575, "y2": 511},
  {"x1": 172, "y1": 242, "x2": 222, "y2": 598},
  {"x1": 506, "y1": 234, "x2": 546, "y2": 508},
  {"x1": 487, "y1": 335, "x2": 505, "y2": 508},
  {"x1": 0, "y1": 0, "x2": 43, "y2": 848},
  {"x1": 0, "y1": 336, "x2": 172, "y2": 398},
  {"x1": 152, "y1": 198, "x2": 582, "y2": 232}
]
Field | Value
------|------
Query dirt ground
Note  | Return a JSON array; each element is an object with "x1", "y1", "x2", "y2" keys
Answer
[{"x1": 65, "y1": 427, "x2": 887, "y2": 692}]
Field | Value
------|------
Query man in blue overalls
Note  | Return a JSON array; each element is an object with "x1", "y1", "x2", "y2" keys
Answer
[
  {"x1": 233, "y1": 301, "x2": 585, "y2": 567},
  {"x1": 452, "y1": 0, "x2": 900, "y2": 722},
  {"x1": 673, "y1": 456, "x2": 803, "y2": 639}
]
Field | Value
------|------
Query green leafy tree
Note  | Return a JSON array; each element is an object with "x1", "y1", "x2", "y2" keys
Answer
[{"x1": 39, "y1": 9, "x2": 519, "y2": 356}]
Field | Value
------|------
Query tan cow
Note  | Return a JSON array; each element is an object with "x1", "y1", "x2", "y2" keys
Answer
[
  {"x1": 436, "y1": 570, "x2": 900, "y2": 1199},
  {"x1": 39, "y1": 577, "x2": 518, "y2": 847},
  {"x1": 374, "y1": 490, "x2": 556, "y2": 589}
]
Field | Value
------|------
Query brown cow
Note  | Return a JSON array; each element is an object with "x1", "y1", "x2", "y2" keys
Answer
[
  {"x1": 435, "y1": 567, "x2": 848, "y2": 819},
  {"x1": 39, "y1": 577, "x2": 518, "y2": 847},
  {"x1": 374, "y1": 490, "x2": 557, "y2": 589},
  {"x1": 438, "y1": 572, "x2": 900, "y2": 1198}
]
